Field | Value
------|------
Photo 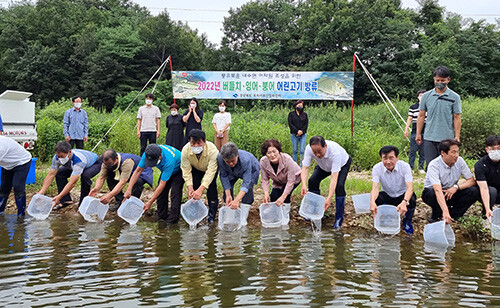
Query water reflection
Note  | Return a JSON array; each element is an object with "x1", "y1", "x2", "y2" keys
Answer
[{"x1": 0, "y1": 215, "x2": 499, "y2": 306}]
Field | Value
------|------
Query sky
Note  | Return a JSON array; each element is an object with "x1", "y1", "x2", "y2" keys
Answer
[{"x1": 0, "y1": 0, "x2": 498, "y2": 45}]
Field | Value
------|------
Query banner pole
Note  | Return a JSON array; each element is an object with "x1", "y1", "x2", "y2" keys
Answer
[
  {"x1": 169, "y1": 56, "x2": 175, "y2": 105},
  {"x1": 351, "y1": 53, "x2": 357, "y2": 137}
]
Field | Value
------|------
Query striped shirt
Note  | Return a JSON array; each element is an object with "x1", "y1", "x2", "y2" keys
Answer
[{"x1": 408, "y1": 102, "x2": 426, "y2": 130}]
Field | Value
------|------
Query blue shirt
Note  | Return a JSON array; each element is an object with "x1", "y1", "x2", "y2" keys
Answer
[
  {"x1": 63, "y1": 107, "x2": 89, "y2": 140},
  {"x1": 419, "y1": 88, "x2": 461, "y2": 142},
  {"x1": 0, "y1": 113, "x2": 3, "y2": 132},
  {"x1": 138, "y1": 145, "x2": 181, "y2": 182},
  {"x1": 50, "y1": 149, "x2": 98, "y2": 176},
  {"x1": 218, "y1": 150, "x2": 260, "y2": 193}
]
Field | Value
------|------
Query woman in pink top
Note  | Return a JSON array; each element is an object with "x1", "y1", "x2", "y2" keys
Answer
[{"x1": 260, "y1": 139, "x2": 301, "y2": 225}]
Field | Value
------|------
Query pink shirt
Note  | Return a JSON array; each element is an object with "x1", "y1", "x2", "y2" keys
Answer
[{"x1": 260, "y1": 152, "x2": 301, "y2": 196}]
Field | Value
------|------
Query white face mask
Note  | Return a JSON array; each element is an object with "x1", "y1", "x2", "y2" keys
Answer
[
  {"x1": 219, "y1": 106, "x2": 226, "y2": 112},
  {"x1": 145, "y1": 99, "x2": 153, "y2": 105},
  {"x1": 190, "y1": 103, "x2": 196, "y2": 109},
  {"x1": 157, "y1": 158, "x2": 162, "y2": 165},
  {"x1": 488, "y1": 150, "x2": 500, "y2": 161},
  {"x1": 59, "y1": 153, "x2": 70, "y2": 165},
  {"x1": 171, "y1": 110, "x2": 178, "y2": 116},
  {"x1": 74, "y1": 103, "x2": 82, "y2": 109},
  {"x1": 191, "y1": 146, "x2": 203, "y2": 155}
]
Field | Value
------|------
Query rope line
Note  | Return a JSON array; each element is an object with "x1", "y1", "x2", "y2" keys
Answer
[{"x1": 91, "y1": 56, "x2": 171, "y2": 152}]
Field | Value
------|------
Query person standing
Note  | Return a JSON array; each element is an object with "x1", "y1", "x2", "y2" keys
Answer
[
  {"x1": 421, "y1": 139, "x2": 478, "y2": 223},
  {"x1": 180, "y1": 129, "x2": 219, "y2": 223},
  {"x1": 182, "y1": 98, "x2": 203, "y2": 145},
  {"x1": 475, "y1": 135, "x2": 500, "y2": 219},
  {"x1": 63, "y1": 96, "x2": 88, "y2": 149},
  {"x1": 212, "y1": 100, "x2": 231, "y2": 151},
  {"x1": 300, "y1": 136, "x2": 352, "y2": 229},
  {"x1": 137, "y1": 93, "x2": 161, "y2": 157},
  {"x1": 89, "y1": 149, "x2": 153, "y2": 209},
  {"x1": 415, "y1": 66, "x2": 462, "y2": 167},
  {"x1": 0, "y1": 136, "x2": 32, "y2": 216},
  {"x1": 404, "y1": 90, "x2": 426, "y2": 173},
  {"x1": 288, "y1": 100, "x2": 308, "y2": 164},
  {"x1": 165, "y1": 103, "x2": 185, "y2": 151},
  {"x1": 369, "y1": 146, "x2": 416, "y2": 234},
  {"x1": 260, "y1": 139, "x2": 301, "y2": 226},
  {"x1": 125, "y1": 144, "x2": 184, "y2": 223}
]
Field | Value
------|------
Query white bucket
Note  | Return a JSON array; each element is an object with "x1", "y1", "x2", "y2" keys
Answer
[
  {"x1": 259, "y1": 203, "x2": 284, "y2": 228},
  {"x1": 79, "y1": 196, "x2": 109, "y2": 222},
  {"x1": 299, "y1": 192, "x2": 325, "y2": 220},
  {"x1": 27, "y1": 194, "x2": 53, "y2": 220},
  {"x1": 423, "y1": 220, "x2": 455, "y2": 246},
  {"x1": 218, "y1": 206, "x2": 242, "y2": 231},
  {"x1": 180, "y1": 198, "x2": 208, "y2": 228},
  {"x1": 352, "y1": 193, "x2": 371, "y2": 214},
  {"x1": 118, "y1": 196, "x2": 145, "y2": 225},
  {"x1": 491, "y1": 208, "x2": 500, "y2": 241},
  {"x1": 374, "y1": 205, "x2": 400, "y2": 235}
]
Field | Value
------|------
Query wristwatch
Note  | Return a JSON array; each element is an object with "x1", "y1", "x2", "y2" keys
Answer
[
  {"x1": 453, "y1": 184, "x2": 459, "y2": 190},
  {"x1": 403, "y1": 199, "x2": 408, "y2": 204}
]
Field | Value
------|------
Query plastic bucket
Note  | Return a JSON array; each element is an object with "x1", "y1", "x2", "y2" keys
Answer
[
  {"x1": 180, "y1": 198, "x2": 208, "y2": 227},
  {"x1": 118, "y1": 196, "x2": 145, "y2": 225},
  {"x1": 352, "y1": 193, "x2": 371, "y2": 214},
  {"x1": 218, "y1": 206, "x2": 242, "y2": 231},
  {"x1": 491, "y1": 208, "x2": 500, "y2": 241},
  {"x1": 423, "y1": 220, "x2": 456, "y2": 246},
  {"x1": 259, "y1": 203, "x2": 284, "y2": 228},
  {"x1": 27, "y1": 194, "x2": 53, "y2": 220},
  {"x1": 79, "y1": 196, "x2": 109, "y2": 222},
  {"x1": 374, "y1": 205, "x2": 400, "y2": 234},
  {"x1": 299, "y1": 192, "x2": 325, "y2": 220}
]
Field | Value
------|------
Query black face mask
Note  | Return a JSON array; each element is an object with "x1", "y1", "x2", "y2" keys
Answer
[
  {"x1": 107, "y1": 164, "x2": 118, "y2": 170},
  {"x1": 296, "y1": 107, "x2": 303, "y2": 112}
]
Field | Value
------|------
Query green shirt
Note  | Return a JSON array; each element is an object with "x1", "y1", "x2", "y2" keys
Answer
[{"x1": 419, "y1": 87, "x2": 461, "y2": 142}]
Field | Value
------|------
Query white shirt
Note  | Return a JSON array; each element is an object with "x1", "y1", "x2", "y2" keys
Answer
[
  {"x1": 302, "y1": 140, "x2": 349, "y2": 173},
  {"x1": 372, "y1": 160, "x2": 413, "y2": 198},
  {"x1": 212, "y1": 112, "x2": 231, "y2": 131},
  {"x1": 424, "y1": 156, "x2": 473, "y2": 189},
  {"x1": 137, "y1": 105, "x2": 161, "y2": 132},
  {"x1": 0, "y1": 136, "x2": 32, "y2": 170}
]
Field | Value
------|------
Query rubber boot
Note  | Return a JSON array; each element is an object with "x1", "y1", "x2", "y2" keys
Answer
[
  {"x1": 333, "y1": 196, "x2": 346, "y2": 229},
  {"x1": 15, "y1": 194, "x2": 26, "y2": 217},
  {"x1": 207, "y1": 200, "x2": 218, "y2": 223},
  {"x1": 402, "y1": 207, "x2": 415, "y2": 234},
  {"x1": 0, "y1": 195, "x2": 7, "y2": 214},
  {"x1": 282, "y1": 203, "x2": 291, "y2": 226}
]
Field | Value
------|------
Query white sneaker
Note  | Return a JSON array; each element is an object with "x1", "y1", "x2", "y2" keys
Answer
[{"x1": 419, "y1": 169, "x2": 426, "y2": 175}]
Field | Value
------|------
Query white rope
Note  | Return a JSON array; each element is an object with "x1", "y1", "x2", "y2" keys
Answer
[
  {"x1": 92, "y1": 56, "x2": 171, "y2": 152},
  {"x1": 354, "y1": 54, "x2": 409, "y2": 140}
]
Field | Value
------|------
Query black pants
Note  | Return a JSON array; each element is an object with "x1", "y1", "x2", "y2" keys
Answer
[
  {"x1": 308, "y1": 156, "x2": 352, "y2": 197},
  {"x1": 140, "y1": 132, "x2": 157, "y2": 157},
  {"x1": 228, "y1": 179, "x2": 255, "y2": 205},
  {"x1": 478, "y1": 185, "x2": 500, "y2": 216},
  {"x1": 422, "y1": 186, "x2": 480, "y2": 220},
  {"x1": 191, "y1": 168, "x2": 219, "y2": 220},
  {"x1": 0, "y1": 160, "x2": 30, "y2": 199},
  {"x1": 107, "y1": 175, "x2": 147, "y2": 204},
  {"x1": 270, "y1": 183, "x2": 300, "y2": 204},
  {"x1": 69, "y1": 139, "x2": 84, "y2": 149},
  {"x1": 56, "y1": 157, "x2": 102, "y2": 205},
  {"x1": 375, "y1": 191, "x2": 417, "y2": 209},
  {"x1": 156, "y1": 171, "x2": 184, "y2": 223},
  {"x1": 423, "y1": 140, "x2": 440, "y2": 170}
]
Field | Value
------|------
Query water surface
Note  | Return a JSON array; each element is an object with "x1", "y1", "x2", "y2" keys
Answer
[{"x1": 0, "y1": 214, "x2": 499, "y2": 307}]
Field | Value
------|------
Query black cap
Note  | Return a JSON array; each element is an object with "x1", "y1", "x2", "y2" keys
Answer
[{"x1": 144, "y1": 144, "x2": 161, "y2": 167}]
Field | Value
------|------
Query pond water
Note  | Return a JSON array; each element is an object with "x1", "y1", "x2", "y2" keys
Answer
[{"x1": 1, "y1": 214, "x2": 500, "y2": 307}]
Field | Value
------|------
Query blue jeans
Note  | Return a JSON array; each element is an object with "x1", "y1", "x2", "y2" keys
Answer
[
  {"x1": 291, "y1": 133, "x2": 307, "y2": 164},
  {"x1": 409, "y1": 133, "x2": 425, "y2": 170}
]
